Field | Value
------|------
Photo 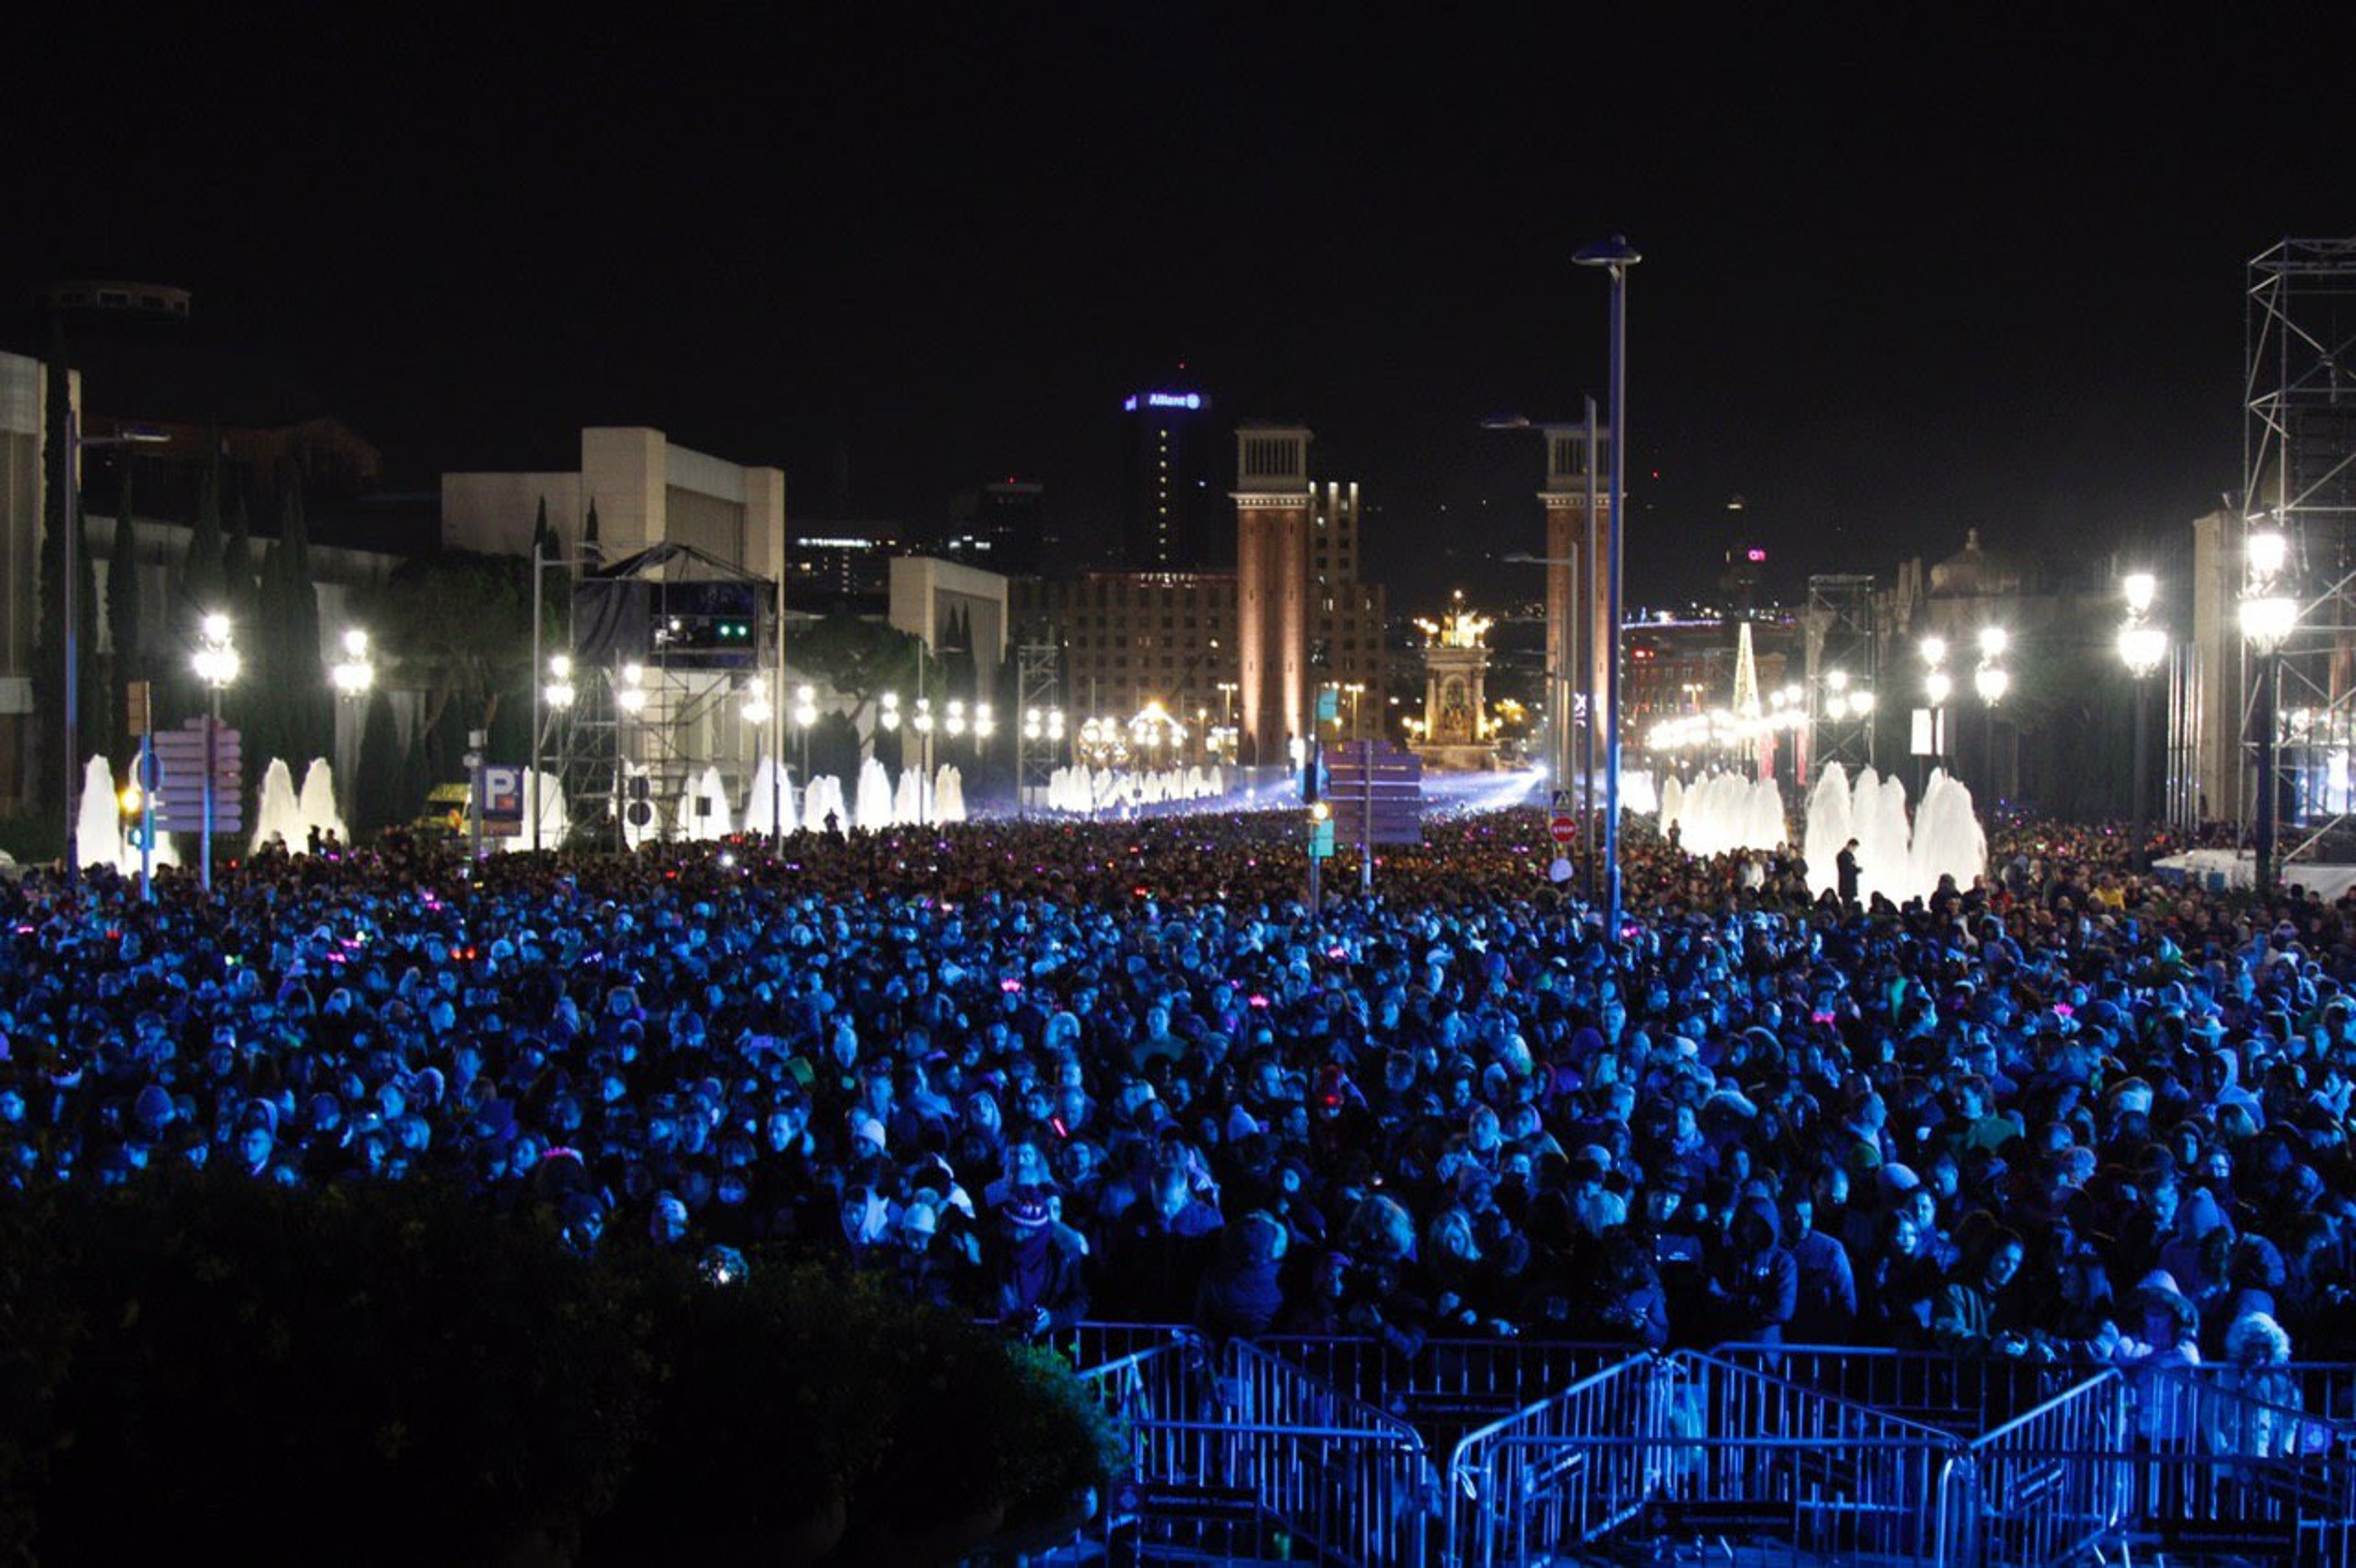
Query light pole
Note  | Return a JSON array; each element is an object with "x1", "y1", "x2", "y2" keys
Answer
[
  {"x1": 1921, "y1": 636, "x2": 1952, "y2": 791},
  {"x1": 614, "y1": 662, "x2": 647, "y2": 851},
  {"x1": 330, "y1": 628, "x2": 375, "y2": 833},
  {"x1": 540, "y1": 654, "x2": 576, "y2": 849},
  {"x1": 912, "y1": 696, "x2": 935, "y2": 823},
  {"x1": 793, "y1": 683, "x2": 818, "y2": 794},
  {"x1": 62, "y1": 420, "x2": 169, "y2": 881},
  {"x1": 190, "y1": 613, "x2": 240, "y2": 894},
  {"x1": 2117, "y1": 574, "x2": 2168, "y2": 871},
  {"x1": 1974, "y1": 627, "x2": 2010, "y2": 803},
  {"x1": 2241, "y1": 528, "x2": 2297, "y2": 896},
  {"x1": 1573, "y1": 234, "x2": 1639, "y2": 936}
]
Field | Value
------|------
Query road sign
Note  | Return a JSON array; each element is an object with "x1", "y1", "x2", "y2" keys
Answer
[
  {"x1": 125, "y1": 679, "x2": 151, "y2": 738},
  {"x1": 481, "y1": 764, "x2": 524, "y2": 835},
  {"x1": 1550, "y1": 788, "x2": 1577, "y2": 845},
  {"x1": 149, "y1": 717, "x2": 243, "y2": 833},
  {"x1": 1327, "y1": 741, "x2": 1426, "y2": 846}
]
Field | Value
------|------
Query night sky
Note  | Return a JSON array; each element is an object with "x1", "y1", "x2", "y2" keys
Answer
[{"x1": 10, "y1": 11, "x2": 2349, "y2": 611}]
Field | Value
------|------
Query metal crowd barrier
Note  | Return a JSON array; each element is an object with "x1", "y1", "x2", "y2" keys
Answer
[
  {"x1": 1259, "y1": 1333, "x2": 1634, "y2": 1453},
  {"x1": 1443, "y1": 1352, "x2": 1658, "y2": 1566},
  {"x1": 1932, "y1": 1368, "x2": 2129, "y2": 1567},
  {"x1": 1713, "y1": 1341, "x2": 2092, "y2": 1436},
  {"x1": 1063, "y1": 1329, "x2": 2356, "y2": 1566},
  {"x1": 1073, "y1": 1331, "x2": 1435, "y2": 1566},
  {"x1": 1653, "y1": 1352, "x2": 1961, "y2": 1564},
  {"x1": 1040, "y1": 1317, "x2": 1189, "y2": 1373},
  {"x1": 2107, "y1": 1365, "x2": 2356, "y2": 1566}
]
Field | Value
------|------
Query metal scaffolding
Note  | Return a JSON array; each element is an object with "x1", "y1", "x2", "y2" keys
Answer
[
  {"x1": 1803, "y1": 573, "x2": 1878, "y2": 777},
  {"x1": 556, "y1": 543, "x2": 778, "y2": 847},
  {"x1": 2242, "y1": 239, "x2": 2356, "y2": 868},
  {"x1": 1014, "y1": 640, "x2": 1063, "y2": 815}
]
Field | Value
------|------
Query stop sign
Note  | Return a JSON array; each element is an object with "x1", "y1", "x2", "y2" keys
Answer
[{"x1": 1550, "y1": 814, "x2": 1576, "y2": 846}]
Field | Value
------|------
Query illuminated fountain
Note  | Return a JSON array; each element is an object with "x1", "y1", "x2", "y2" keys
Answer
[
  {"x1": 855, "y1": 758, "x2": 896, "y2": 830},
  {"x1": 77, "y1": 756, "x2": 124, "y2": 872},
  {"x1": 934, "y1": 765, "x2": 966, "y2": 823},
  {"x1": 1801, "y1": 762, "x2": 1985, "y2": 904},
  {"x1": 296, "y1": 759, "x2": 347, "y2": 849},
  {"x1": 742, "y1": 756, "x2": 795, "y2": 836},
  {"x1": 250, "y1": 759, "x2": 304, "y2": 854}
]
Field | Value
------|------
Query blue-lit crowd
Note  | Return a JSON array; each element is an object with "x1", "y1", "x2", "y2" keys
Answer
[{"x1": 2, "y1": 809, "x2": 2349, "y2": 1395}]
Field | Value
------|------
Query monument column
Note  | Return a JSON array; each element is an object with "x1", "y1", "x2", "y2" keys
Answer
[
  {"x1": 1539, "y1": 422, "x2": 1610, "y2": 791},
  {"x1": 1234, "y1": 426, "x2": 1313, "y2": 768}
]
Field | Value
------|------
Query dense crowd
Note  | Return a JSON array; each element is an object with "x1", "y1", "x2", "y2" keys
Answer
[{"x1": 3, "y1": 803, "x2": 2350, "y2": 1406}]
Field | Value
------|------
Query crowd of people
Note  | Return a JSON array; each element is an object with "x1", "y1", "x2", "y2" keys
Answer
[{"x1": 3, "y1": 802, "x2": 2350, "y2": 1405}]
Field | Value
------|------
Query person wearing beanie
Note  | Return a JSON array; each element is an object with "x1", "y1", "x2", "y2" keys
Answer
[{"x1": 991, "y1": 1183, "x2": 1088, "y2": 1339}]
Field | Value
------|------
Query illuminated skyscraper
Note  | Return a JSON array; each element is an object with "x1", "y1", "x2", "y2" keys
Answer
[{"x1": 1122, "y1": 385, "x2": 1217, "y2": 571}]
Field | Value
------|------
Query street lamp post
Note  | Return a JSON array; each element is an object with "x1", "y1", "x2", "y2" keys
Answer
[
  {"x1": 1573, "y1": 234, "x2": 1640, "y2": 936},
  {"x1": 2241, "y1": 528, "x2": 2297, "y2": 897},
  {"x1": 1921, "y1": 637, "x2": 1952, "y2": 793},
  {"x1": 61, "y1": 420, "x2": 169, "y2": 881},
  {"x1": 330, "y1": 628, "x2": 376, "y2": 832},
  {"x1": 793, "y1": 684, "x2": 818, "y2": 796},
  {"x1": 1975, "y1": 627, "x2": 2010, "y2": 803},
  {"x1": 2118, "y1": 573, "x2": 2168, "y2": 871},
  {"x1": 912, "y1": 697, "x2": 935, "y2": 824},
  {"x1": 190, "y1": 613, "x2": 240, "y2": 895}
]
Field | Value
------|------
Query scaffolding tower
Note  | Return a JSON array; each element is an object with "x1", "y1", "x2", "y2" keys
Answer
[
  {"x1": 1803, "y1": 573, "x2": 1879, "y2": 778},
  {"x1": 2242, "y1": 239, "x2": 2356, "y2": 867},
  {"x1": 1014, "y1": 640, "x2": 1064, "y2": 815},
  {"x1": 557, "y1": 543, "x2": 779, "y2": 847}
]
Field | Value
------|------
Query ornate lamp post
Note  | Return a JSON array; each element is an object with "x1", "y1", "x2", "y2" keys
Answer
[
  {"x1": 330, "y1": 628, "x2": 375, "y2": 831},
  {"x1": 2117, "y1": 573, "x2": 2168, "y2": 869},
  {"x1": 189, "y1": 613, "x2": 240, "y2": 894}
]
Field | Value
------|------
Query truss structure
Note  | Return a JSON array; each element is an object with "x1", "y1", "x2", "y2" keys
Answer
[
  {"x1": 1014, "y1": 640, "x2": 1063, "y2": 815},
  {"x1": 553, "y1": 543, "x2": 778, "y2": 846},
  {"x1": 2242, "y1": 239, "x2": 2356, "y2": 864},
  {"x1": 1803, "y1": 573, "x2": 1878, "y2": 776}
]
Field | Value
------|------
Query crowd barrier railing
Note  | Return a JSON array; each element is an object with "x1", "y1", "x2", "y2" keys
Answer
[
  {"x1": 1443, "y1": 1351, "x2": 1659, "y2": 1568},
  {"x1": 1073, "y1": 1330, "x2": 1434, "y2": 1566},
  {"x1": 1651, "y1": 1351, "x2": 1962, "y2": 1564},
  {"x1": 1258, "y1": 1333, "x2": 1637, "y2": 1451},
  {"x1": 2108, "y1": 1364, "x2": 2356, "y2": 1566},
  {"x1": 1711, "y1": 1341, "x2": 2098, "y2": 1436},
  {"x1": 1931, "y1": 1367, "x2": 2128, "y2": 1568},
  {"x1": 1058, "y1": 1327, "x2": 2356, "y2": 1567}
]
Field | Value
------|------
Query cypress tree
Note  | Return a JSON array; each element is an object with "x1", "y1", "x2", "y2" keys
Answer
[
  {"x1": 222, "y1": 493, "x2": 256, "y2": 629},
  {"x1": 171, "y1": 445, "x2": 227, "y2": 729},
  {"x1": 277, "y1": 470, "x2": 330, "y2": 766},
  {"x1": 181, "y1": 444, "x2": 226, "y2": 615},
  {"x1": 353, "y1": 689, "x2": 402, "y2": 837},
  {"x1": 107, "y1": 455, "x2": 144, "y2": 696},
  {"x1": 582, "y1": 498, "x2": 601, "y2": 564}
]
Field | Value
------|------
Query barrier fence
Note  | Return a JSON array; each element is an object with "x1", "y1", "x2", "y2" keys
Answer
[
  {"x1": 1074, "y1": 1331, "x2": 1434, "y2": 1566},
  {"x1": 1934, "y1": 1368, "x2": 2129, "y2": 1568},
  {"x1": 1051, "y1": 1325, "x2": 2356, "y2": 1565},
  {"x1": 1712, "y1": 1342, "x2": 2096, "y2": 1436},
  {"x1": 1259, "y1": 1334, "x2": 1634, "y2": 1453}
]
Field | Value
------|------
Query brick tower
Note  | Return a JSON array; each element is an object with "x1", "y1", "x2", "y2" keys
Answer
[
  {"x1": 1234, "y1": 426, "x2": 1313, "y2": 767},
  {"x1": 1540, "y1": 422, "x2": 1612, "y2": 789}
]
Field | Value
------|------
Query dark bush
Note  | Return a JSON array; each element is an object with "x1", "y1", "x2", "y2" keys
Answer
[
  {"x1": 4, "y1": 1173, "x2": 645, "y2": 1568},
  {"x1": 2, "y1": 1179, "x2": 1119, "y2": 1567}
]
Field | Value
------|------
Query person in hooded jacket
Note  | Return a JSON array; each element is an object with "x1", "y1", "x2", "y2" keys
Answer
[
  {"x1": 1195, "y1": 1211, "x2": 1288, "y2": 1340},
  {"x1": 1706, "y1": 1192, "x2": 1798, "y2": 1347}
]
